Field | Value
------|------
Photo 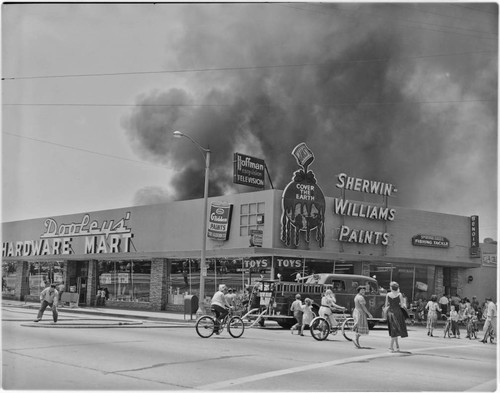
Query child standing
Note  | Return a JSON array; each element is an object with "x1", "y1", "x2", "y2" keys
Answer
[
  {"x1": 300, "y1": 298, "x2": 314, "y2": 336},
  {"x1": 290, "y1": 294, "x2": 303, "y2": 334},
  {"x1": 450, "y1": 305, "x2": 461, "y2": 338}
]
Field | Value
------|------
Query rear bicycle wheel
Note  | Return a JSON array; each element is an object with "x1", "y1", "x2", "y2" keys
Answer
[
  {"x1": 228, "y1": 316, "x2": 245, "y2": 338},
  {"x1": 342, "y1": 317, "x2": 355, "y2": 341},
  {"x1": 309, "y1": 317, "x2": 330, "y2": 341},
  {"x1": 196, "y1": 316, "x2": 215, "y2": 338}
]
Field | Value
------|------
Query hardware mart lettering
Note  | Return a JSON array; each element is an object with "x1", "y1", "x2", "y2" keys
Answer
[
  {"x1": 40, "y1": 213, "x2": 131, "y2": 239},
  {"x1": 2, "y1": 233, "x2": 133, "y2": 257},
  {"x1": 3, "y1": 212, "x2": 134, "y2": 257}
]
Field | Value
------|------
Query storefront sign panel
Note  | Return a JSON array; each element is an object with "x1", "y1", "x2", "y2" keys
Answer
[
  {"x1": 412, "y1": 234, "x2": 450, "y2": 248},
  {"x1": 2, "y1": 212, "x2": 134, "y2": 257},
  {"x1": 470, "y1": 215, "x2": 480, "y2": 257},
  {"x1": 281, "y1": 143, "x2": 326, "y2": 248},
  {"x1": 207, "y1": 203, "x2": 233, "y2": 241},
  {"x1": 233, "y1": 153, "x2": 265, "y2": 189}
]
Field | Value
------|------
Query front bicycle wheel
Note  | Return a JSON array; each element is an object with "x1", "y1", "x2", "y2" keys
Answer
[
  {"x1": 228, "y1": 316, "x2": 245, "y2": 338},
  {"x1": 342, "y1": 317, "x2": 355, "y2": 341},
  {"x1": 196, "y1": 316, "x2": 215, "y2": 338},
  {"x1": 310, "y1": 317, "x2": 330, "y2": 341}
]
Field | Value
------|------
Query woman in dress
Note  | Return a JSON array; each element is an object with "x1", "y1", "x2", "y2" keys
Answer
[
  {"x1": 319, "y1": 289, "x2": 345, "y2": 328},
  {"x1": 425, "y1": 294, "x2": 442, "y2": 337},
  {"x1": 384, "y1": 281, "x2": 408, "y2": 352},
  {"x1": 353, "y1": 286, "x2": 373, "y2": 348},
  {"x1": 300, "y1": 298, "x2": 314, "y2": 336}
]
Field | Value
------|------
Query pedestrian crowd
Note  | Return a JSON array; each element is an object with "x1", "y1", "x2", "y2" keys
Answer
[
  {"x1": 412, "y1": 292, "x2": 496, "y2": 343},
  {"x1": 287, "y1": 283, "x2": 496, "y2": 350}
]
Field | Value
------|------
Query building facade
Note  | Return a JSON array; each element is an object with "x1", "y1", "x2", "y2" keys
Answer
[{"x1": 2, "y1": 184, "x2": 493, "y2": 311}]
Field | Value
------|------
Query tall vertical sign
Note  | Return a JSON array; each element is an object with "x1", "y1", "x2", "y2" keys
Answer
[
  {"x1": 470, "y1": 215, "x2": 480, "y2": 257},
  {"x1": 280, "y1": 143, "x2": 326, "y2": 248}
]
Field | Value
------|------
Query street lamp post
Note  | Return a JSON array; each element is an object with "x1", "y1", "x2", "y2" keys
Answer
[{"x1": 172, "y1": 131, "x2": 210, "y2": 317}]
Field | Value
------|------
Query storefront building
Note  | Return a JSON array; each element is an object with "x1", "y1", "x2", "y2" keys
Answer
[{"x1": 2, "y1": 145, "x2": 495, "y2": 311}]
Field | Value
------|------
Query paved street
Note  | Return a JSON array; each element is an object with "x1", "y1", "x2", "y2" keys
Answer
[{"x1": 2, "y1": 305, "x2": 497, "y2": 391}]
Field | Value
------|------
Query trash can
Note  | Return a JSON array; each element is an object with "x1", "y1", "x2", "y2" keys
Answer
[{"x1": 184, "y1": 295, "x2": 199, "y2": 320}]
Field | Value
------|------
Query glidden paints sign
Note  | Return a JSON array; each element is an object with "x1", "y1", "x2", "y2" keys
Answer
[
  {"x1": 207, "y1": 202, "x2": 233, "y2": 240},
  {"x1": 2, "y1": 213, "x2": 134, "y2": 257}
]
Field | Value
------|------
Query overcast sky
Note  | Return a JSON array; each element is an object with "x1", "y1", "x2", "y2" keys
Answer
[{"x1": 2, "y1": 2, "x2": 498, "y2": 241}]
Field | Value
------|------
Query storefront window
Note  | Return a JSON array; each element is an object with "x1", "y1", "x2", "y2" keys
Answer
[
  {"x1": 96, "y1": 260, "x2": 151, "y2": 302},
  {"x1": 2, "y1": 260, "x2": 18, "y2": 295},
  {"x1": 28, "y1": 261, "x2": 64, "y2": 295}
]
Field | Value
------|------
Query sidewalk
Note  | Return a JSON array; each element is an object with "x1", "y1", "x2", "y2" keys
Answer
[{"x1": 2, "y1": 299, "x2": 197, "y2": 326}]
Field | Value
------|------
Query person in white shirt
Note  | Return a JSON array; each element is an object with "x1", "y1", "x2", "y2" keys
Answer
[
  {"x1": 34, "y1": 283, "x2": 59, "y2": 323},
  {"x1": 480, "y1": 297, "x2": 496, "y2": 344},
  {"x1": 224, "y1": 288, "x2": 237, "y2": 307},
  {"x1": 211, "y1": 284, "x2": 231, "y2": 333}
]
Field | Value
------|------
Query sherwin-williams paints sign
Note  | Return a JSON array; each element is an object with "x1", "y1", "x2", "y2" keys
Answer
[
  {"x1": 233, "y1": 153, "x2": 265, "y2": 189},
  {"x1": 334, "y1": 173, "x2": 396, "y2": 246},
  {"x1": 207, "y1": 202, "x2": 233, "y2": 240},
  {"x1": 281, "y1": 143, "x2": 326, "y2": 248}
]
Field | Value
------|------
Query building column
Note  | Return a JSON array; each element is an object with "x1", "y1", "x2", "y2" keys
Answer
[
  {"x1": 429, "y1": 265, "x2": 438, "y2": 296},
  {"x1": 18, "y1": 261, "x2": 30, "y2": 301},
  {"x1": 150, "y1": 259, "x2": 168, "y2": 311},
  {"x1": 87, "y1": 260, "x2": 97, "y2": 306}
]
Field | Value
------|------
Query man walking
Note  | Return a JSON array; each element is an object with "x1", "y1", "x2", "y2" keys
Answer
[
  {"x1": 480, "y1": 297, "x2": 496, "y2": 344},
  {"x1": 34, "y1": 283, "x2": 59, "y2": 323}
]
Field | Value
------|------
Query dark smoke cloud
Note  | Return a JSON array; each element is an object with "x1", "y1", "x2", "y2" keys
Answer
[{"x1": 122, "y1": 3, "x2": 497, "y2": 235}]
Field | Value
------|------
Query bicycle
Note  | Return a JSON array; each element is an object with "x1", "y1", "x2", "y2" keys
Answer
[
  {"x1": 195, "y1": 307, "x2": 245, "y2": 338},
  {"x1": 465, "y1": 316, "x2": 478, "y2": 339},
  {"x1": 309, "y1": 311, "x2": 355, "y2": 341},
  {"x1": 443, "y1": 317, "x2": 452, "y2": 338}
]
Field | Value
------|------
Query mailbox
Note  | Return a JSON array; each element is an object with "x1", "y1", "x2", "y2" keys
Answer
[{"x1": 184, "y1": 295, "x2": 199, "y2": 320}]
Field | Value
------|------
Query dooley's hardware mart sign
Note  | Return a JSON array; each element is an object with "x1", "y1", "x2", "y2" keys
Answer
[
  {"x1": 334, "y1": 173, "x2": 396, "y2": 246},
  {"x1": 281, "y1": 143, "x2": 326, "y2": 248},
  {"x1": 2, "y1": 213, "x2": 134, "y2": 257},
  {"x1": 233, "y1": 153, "x2": 265, "y2": 189},
  {"x1": 470, "y1": 215, "x2": 480, "y2": 257},
  {"x1": 412, "y1": 234, "x2": 450, "y2": 248},
  {"x1": 207, "y1": 202, "x2": 233, "y2": 240}
]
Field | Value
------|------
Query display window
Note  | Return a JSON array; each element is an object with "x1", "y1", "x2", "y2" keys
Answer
[
  {"x1": 28, "y1": 261, "x2": 64, "y2": 295},
  {"x1": 2, "y1": 260, "x2": 18, "y2": 295},
  {"x1": 97, "y1": 260, "x2": 151, "y2": 302}
]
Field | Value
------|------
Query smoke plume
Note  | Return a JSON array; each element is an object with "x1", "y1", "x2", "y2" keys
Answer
[{"x1": 121, "y1": 3, "x2": 497, "y2": 230}]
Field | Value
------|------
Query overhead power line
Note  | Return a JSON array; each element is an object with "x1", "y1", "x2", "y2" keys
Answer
[
  {"x1": 3, "y1": 98, "x2": 496, "y2": 108},
  {"x1": 2, "y1": 131, "x2": 168, "y2": 169},
  {"x1": 2, "y1": 50, "x2": 496, "y2": 81}
]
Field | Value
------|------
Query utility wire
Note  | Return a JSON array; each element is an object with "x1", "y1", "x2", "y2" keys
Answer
[
  {"x1": 2, "y1": 131, "x2": 168, "y2": 169},
  {"x1": 3, "y1": 98, "x2": 496, "y2": 108},
  {"x1": 2, "y1": 50, "x2": 496, "y2": 81},
  {"x1": 276, "y1": 3, "x2": 497, "y2": 40}
]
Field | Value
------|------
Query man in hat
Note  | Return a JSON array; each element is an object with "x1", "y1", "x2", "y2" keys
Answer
[{"x1": 34, "y1": 283, "x2": 59, "y2": 323}]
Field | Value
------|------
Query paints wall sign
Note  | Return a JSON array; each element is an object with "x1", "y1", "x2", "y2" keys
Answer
[
  {"x1": 207, "y1": 202, "x2": 233, "y2": 241},
  {"x1": 281, "y1": 143, "x2": 325, "y2": 248},
  {"x1": 334, "y1": 173, "x2": 396, "y2": 246}
]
